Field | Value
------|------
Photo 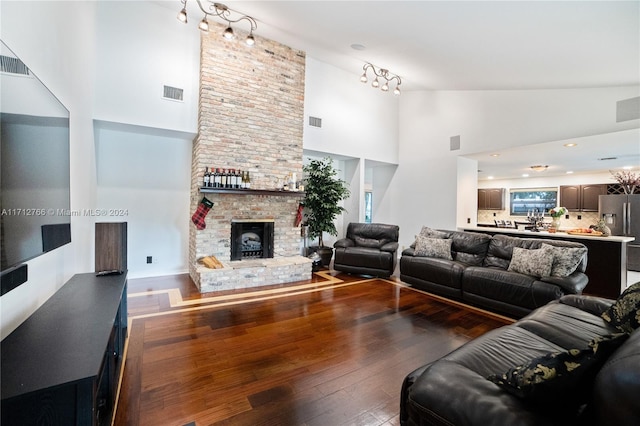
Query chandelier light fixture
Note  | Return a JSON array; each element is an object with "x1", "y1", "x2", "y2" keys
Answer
[
  {"x1": 177, "y1": 0, "x2": 257, "y2": 46},
  {"x1": 359, "y1": 62, "x2": 402, "y2": 95}
]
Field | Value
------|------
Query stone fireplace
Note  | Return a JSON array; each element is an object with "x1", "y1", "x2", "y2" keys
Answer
[{"x1": 189, "y1": 23, "x2": 312, "y2": 292}]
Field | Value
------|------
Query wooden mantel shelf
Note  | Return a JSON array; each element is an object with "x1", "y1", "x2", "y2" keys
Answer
[{"x1": 200, "y1": 187, "x2": 305, "y2": 197}]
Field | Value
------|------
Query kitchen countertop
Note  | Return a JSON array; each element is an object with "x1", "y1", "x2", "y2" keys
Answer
[{"x1": 462, "y1": 226, "x2": 635, "y2": 243}]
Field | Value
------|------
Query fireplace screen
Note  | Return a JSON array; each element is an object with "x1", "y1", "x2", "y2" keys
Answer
[{"x1": 230, "y1": 220, "x2": 274, "y2": 261}]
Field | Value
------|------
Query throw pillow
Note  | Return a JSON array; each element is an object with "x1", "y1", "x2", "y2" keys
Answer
[
  {"x1": 487, "y1": 333, "x2": 628, "y2": 408},
  {"x1": 602, "y1": 281, "x2": 640, "y2": 334},
  {"x1": 418, "y1": 226, "x2": 449, "y2": 240},
  {"x1": 541, "y1": 243, "x2": 587, "y2": 277},
  {"x1": 507, "y1": 246, "x2": 553, "y2": 278},
  {"x1": 414, "y1": 236, "x2": 453, "y2": 260}
]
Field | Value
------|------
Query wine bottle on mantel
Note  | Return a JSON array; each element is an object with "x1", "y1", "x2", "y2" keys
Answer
[
  {"x1": 233, "y1": 169, "x2": 239, "y2": 189},
  {"x1": 214, "y1": 168, "x2": 221, "y2": 188},
  {"x1": 221, "y1": 168, "x2": 227, "y2": 188},
  {"x1": 203, "y1": 167, "x2": 210, "y2": 188},
  {"x1": 245, "y1": 171, "x2": 251, "y2": 189}
]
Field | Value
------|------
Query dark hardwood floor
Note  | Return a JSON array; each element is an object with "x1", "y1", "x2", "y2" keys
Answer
[{"x1": 114, "y1": 270, "x2": 512, "y2": 426}]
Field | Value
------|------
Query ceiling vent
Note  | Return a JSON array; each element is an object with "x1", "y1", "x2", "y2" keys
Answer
[
  {"x1": 309, "y1": 116, "x2": 322, "y2": 128},
  {"x1": 0, "y1": 55, "x2": 29, "y2": 76},
  {"x1": 616, "y1": 96, "x2": 640, "y2": 122},
  {"x1": 162, "y1": 85, "x2": 184, "y2": 102}
]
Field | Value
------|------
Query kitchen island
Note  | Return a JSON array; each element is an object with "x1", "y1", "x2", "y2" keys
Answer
[{"x1": 462, "y1": 226, "x2": 635, "y2": 299}]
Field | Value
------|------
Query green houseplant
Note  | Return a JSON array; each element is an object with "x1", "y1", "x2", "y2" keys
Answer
[{"x1": 302, "y1": 157, "x2": 350, "y2": 266}]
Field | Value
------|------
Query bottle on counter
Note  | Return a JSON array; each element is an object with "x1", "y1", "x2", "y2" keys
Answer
[{"x1": 245, "y1": 171, "x2": 251, "y2": 189}]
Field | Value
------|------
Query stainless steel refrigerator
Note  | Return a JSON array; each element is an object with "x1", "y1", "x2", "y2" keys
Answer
[{"x1": 599, "y1": 194, "x2": 640, "y2": 271}]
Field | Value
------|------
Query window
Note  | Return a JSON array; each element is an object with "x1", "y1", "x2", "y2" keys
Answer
[
  {"x1": 510, "y1": 188, "x2": 557, "y2": 216},
  {"x1": 364, "y1": 191, "x2": 373, "y2": 223}
]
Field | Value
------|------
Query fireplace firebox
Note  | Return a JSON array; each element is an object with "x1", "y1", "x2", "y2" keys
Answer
[{"x1": 230, "y1": 220, "x2": 274, "y2": 261}]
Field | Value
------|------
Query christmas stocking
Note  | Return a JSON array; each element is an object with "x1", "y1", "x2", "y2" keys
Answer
[{"x1": 191, "y1": 197, "x2": 214, "y2": 230}]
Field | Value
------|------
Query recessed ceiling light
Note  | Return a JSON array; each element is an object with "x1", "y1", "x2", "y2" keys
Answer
[
  {"x1": 564, "y1": 143, "x2": 577, "y2": 147},
  {"x1": 490, "y1": 153, "x2": 500, "y2": 157},
  {"x1": 350, "y1": 43, "x2": 366, "y2": 51},
  {"x1": 530, "y1": 165, "x2": 548, "y2": 172},
  {"x1": 566, "y1": 171, "x2": 574, "y2": 174},
  {"x1": 487, "y1": 176, "x2": 494, "y2": 180},
  {"x1": 522, "y1": 174, "x2": 529, "y2": 177}
]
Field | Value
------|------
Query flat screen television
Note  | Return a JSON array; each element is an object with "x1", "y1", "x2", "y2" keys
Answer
[{"x1": 0, "y1": 39, "x2": 71, "y2": 295}]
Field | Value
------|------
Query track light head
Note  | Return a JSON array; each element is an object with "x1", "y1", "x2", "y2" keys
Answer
[
  {"x1": 223, "y1": 25, "x2": 235, "y2": 39},
  {"x1": 245, "y1": 32, "x2": 255, "y2": 46},
  {"x1": 199, "y1": 16, "x2": 209, "y2": 31},
  {"x1": 371, "y1": 77, "x2": 379, "y2": 88},
  {"x1": 177, "y1": 7, "x2": 188, "y2": 23}
]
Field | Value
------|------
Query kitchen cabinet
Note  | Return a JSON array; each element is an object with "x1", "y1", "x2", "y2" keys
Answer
[
  {"x1": 478, "y1": 188, "x2": 505, "y2": 210},
  {"x1": 560, "y1": 184, "x2": 607, "y2": 212}
]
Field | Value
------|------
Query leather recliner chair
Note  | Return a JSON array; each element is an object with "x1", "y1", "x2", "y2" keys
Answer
[{"x1": 333, "y1": 223, "x2": 399, "y2": 278}]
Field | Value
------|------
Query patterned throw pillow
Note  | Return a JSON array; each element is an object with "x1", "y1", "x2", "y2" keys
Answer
[
  {"x1": 487, "y1": 333, "x2": 628, "y2": 407},
  {"x1": 541, "y1": 243, "x2": 587, "y2": 277},
  {"x1": 414, "y1": 236, "x2": 453, "y2": 260},
  {"x1": 602, "y1": 281, "x2": 640, "y2": 334},
  {"x1": 507, "y1": 246, "x2": 553, "y2": 278},
  {"x1": 418, "y1": 226, "x2": 449, "y2": 239}
]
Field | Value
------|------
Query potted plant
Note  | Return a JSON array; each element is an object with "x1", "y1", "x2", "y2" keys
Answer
[{"x1": 302, "y1": 157, "x2": 350, "y2": 266}]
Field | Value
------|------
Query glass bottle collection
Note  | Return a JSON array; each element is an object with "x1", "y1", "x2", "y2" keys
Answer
[
  {"x1": 203, "y1": 167, "x2": 251, "y2": 189},
  {"x1": 202, "y1": 168, "x2": 304, "y2": 192}
]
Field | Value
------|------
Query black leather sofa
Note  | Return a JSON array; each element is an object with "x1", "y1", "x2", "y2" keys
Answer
[
  {"x1": 333, "y1": 222, "x2": 399, "y2": 278},
  {"x1": 400, "y1": 293, "x2": 640, "y2": 425},
  {"x1": 400, "y1": 229, "x2": 589, "y2": 318}
]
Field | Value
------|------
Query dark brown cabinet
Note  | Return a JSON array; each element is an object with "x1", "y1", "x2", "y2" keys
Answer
[
  {"x1": 560, "y1": 184, "x2": 607, "y2": 211},
  {"x1": 1, "y1": 273, "x2": 128, "y2": 426},
  {"x1": 478, "y1": 188, "x2": 505, "y2": 210}
]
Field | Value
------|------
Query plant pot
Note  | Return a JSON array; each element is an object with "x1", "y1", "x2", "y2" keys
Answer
[{"x1": 316, "y1": 246, "x2": 334, "y2": 267}]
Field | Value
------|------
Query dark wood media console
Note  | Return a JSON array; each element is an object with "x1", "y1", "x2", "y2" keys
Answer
[{"x1": 1, "y1": 272, "x2": 127, "y2": 426}]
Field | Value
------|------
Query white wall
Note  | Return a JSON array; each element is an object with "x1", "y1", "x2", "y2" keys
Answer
[
  {"x1": 94, "y1": 121, "x2": 192, "y2": 278},
  {"x1": 1, "y1": 0, "x2": 201, "y2": 338},
  {"x1": 93, "y1": 0, "x2": 199, "y2": 133},
  {"x1": 303, "y1": 57, "x2": 399, "y2": 164},
  {"x1": 302, "y1": 57, "x2": 400, "y2": 237},
  {"x1": 1, "y1": 0, "x2": 98, "y2": 339}
]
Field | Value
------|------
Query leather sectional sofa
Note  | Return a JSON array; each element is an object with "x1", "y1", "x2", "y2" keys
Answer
[
  {"x1": 400, "y1": 293, "x2": 640, "y2": 425},
  {"x1": 400, "y1": 229, "x2": 589, "y2": 318}
]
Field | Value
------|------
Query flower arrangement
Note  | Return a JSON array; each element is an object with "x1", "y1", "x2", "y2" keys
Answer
[
  {"x1": 610, "y1": 170, "x2": 639, "y2": 194},
  {"x1": 549, "y1": 206, "x2": 567, "y2": 218}
]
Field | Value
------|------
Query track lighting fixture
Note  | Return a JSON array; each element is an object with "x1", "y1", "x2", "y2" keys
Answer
[
  {"x1": 177, "y1": 0, "x2": 258, "y2": 46},
  {"x1": 360, "y1": 63, "x2": 401, "y2": 95}
]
